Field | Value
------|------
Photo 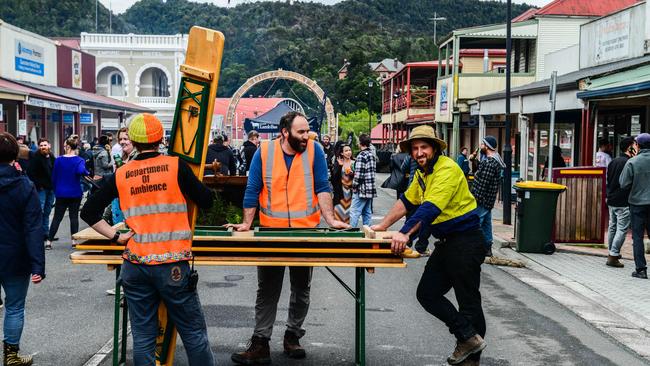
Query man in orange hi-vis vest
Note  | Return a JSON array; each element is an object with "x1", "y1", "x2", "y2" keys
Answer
[
  {"x1": 81, "y1": 114, "x2": 216, "y2": 366},
  {"x1": 229, "y1": 111, "x2": 349, "y2": 365}
]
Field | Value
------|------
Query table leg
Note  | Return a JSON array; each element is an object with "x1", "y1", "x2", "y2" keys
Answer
[
  {"x1": 120, "y1": 295, "x2": 128, "y2": 364},
  {"x1": 355, "y1": 267, "x2": 365, "y2": 366},
  {"x1": 112, "y1": 267, "x2": 122, "y2": 366}
]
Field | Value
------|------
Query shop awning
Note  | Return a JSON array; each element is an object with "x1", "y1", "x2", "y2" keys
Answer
[
  {"x1": 11, "y1": 80, "x2": 151, "y2": 114},
  {"x1": 577, "y1": 64, "x2": 650, "y2": 99},
  {"x1": 0, "y1": 78, "x2": 79, "y2": 111}
]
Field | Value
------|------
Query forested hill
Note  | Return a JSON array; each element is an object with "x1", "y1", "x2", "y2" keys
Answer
[{"x1": 0, "y1": 0, "x2": 533, "y2": 112}]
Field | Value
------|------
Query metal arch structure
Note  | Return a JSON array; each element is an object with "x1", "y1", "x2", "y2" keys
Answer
[
  {"x1": 279, "y1": 98, "x2": 305, "y2": 114},
  {"x1": 225, "y1": 69, "x2": 336, "y2": 138}
]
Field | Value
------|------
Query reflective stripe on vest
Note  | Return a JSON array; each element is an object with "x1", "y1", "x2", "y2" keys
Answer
[
  {"x1": 259, "y1": 139, "x2": 320, "y2": 227},
  {"x1": 123, "y1": 203, "x2": 188, "y2": 219},
  {"x1": 115, "y1": 155, "x2": 193, "y2": 265}
]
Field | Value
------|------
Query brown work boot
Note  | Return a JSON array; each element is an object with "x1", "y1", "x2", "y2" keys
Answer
[
  {"x1": 447, "y1": 335, "x2": 486, "y2": 365},
  {"x1": 3, "y1": 342, "x2": 33, "y2": 366},
  {"x1": 283, "y1": 330, "x2": 306, "y2": 359},
  {"x1": 458, "y1": 358, "x2": 480, "y2": 366},
  {"x1": 231, "y1": 336, "x2": 271, "y2": 365},
  {"x1": 606, "y1": 255, "x2": 624, "y2": 268}
]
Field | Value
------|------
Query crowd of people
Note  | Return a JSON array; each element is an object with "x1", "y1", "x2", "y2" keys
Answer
[{"x1": 1, "y1": 108, "x2": 649, "y2": 366}]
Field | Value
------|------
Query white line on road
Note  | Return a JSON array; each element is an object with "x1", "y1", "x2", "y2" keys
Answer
[{"x1": 83, "y1": 326, "x2": 131, "y2": 366}]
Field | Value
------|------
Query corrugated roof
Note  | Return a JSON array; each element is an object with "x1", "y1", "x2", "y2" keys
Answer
[
  {"x1": 577, "y1": 64, "x2": 650, "y2": 98},
  {"x1": 535, "y1": 0, "x2": 638, "y2": 17},
  {"x1": 12, "y1": 80, "x2": 151, "y2": 113},
  {"x1": 477, "y1": 54, "x2": 650, "y2": 101},
  {"x1": 52, "y1": 37, "x2": 81, "y2": 50},
  {"x1": 513, "y1": 8, "x2": 539, "y2": 22},
  {"x1": 368, "y1": 58, "x2": 404, "y2": 72},
  {"x1": 0, "y1": 78, "x2": 78, "y2": 104}
]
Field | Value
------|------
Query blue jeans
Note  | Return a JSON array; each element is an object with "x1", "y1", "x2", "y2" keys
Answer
[
  {"x1": 630, "y1": 204, "x2": 650, "y2": 271},
  {"x1": 608, "y1": 206, "x2": 631, "y2": 257},
  {"x1": 120, "y1": 261, "x2": 214, "y2": 366},
  {"x1": 475, "y1": 205, "x2": 493, "y2": 249},
  {"x1": 0, "y1": 274, "x2": 30, "y2": 345},
  {"x1": 350, "y1": 194, "x2": 372, "y2": 227},
  {"x1": 38, "y1": 189, "x2": 55, "y2": 238}
]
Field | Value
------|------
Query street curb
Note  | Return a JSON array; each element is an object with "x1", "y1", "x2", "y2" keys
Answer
[{"x1": 493, "y1": 245, "x2": 650, "y2": 361}]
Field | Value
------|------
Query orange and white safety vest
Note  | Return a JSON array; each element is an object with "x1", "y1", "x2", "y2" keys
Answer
[
  {"x1": 115, "y1": 155, "x2": 192, "y2": 264},
  {"x1": 259, "y1": 138, "x2": 320, "y2": 228}
]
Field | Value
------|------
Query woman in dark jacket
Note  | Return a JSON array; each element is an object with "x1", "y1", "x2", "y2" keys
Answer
[{"x1": 0, "y1": 132, "x2": 45, "y2": 366}]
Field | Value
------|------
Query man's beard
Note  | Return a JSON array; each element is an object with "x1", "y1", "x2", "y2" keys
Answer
[
  {"x1": 288, "y1": 133, "x2": 307, "y2": 153},
  {"x1": 480, "y1": 146, "x2": 488, "y2": 154},
  {"x1": 39, "y1": 148, "x2": 49, "y2": 155}
]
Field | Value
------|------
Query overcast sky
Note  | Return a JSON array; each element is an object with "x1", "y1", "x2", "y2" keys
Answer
[{"x1": 100, "y1": 0, "x2": 553, "y2": 15}]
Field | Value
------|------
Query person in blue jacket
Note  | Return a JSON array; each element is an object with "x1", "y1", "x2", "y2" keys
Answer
[{"x1": 0, "y1": 132, "x2": 45, "y2": 366}]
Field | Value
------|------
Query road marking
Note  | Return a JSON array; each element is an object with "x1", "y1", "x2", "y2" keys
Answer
[{"x1": 83, "y1": 327, "x2": 131, "y2": 366}]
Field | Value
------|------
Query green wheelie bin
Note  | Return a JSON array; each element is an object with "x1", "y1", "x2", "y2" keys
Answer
[{"x1": 513, "y1": 181, "x2": 567, "y2": 254}]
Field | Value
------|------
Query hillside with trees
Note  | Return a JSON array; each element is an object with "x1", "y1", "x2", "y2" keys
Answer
[{"x1": 0, "y1": 0, "x2": 533, "y2": 115}]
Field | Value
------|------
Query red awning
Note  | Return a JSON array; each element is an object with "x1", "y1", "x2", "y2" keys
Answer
[{"x1": 0, "y1": 78, "x2": 78, "y2": 106}]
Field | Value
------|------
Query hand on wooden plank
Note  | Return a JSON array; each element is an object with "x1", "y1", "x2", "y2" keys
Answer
[
  {"x1": 385, "y1": 231, "x2": 409, "y2": 255},
  {"x1": 225, "y1": 223, "x2": 251, "y2": 232},
  {"x1": 327, "y1": 219, "x2": 351, "y2": 230}
]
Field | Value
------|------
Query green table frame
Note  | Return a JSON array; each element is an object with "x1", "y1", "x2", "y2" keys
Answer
[{"x1": 109, "y1": 265, "x2": 369, "y2": 366}]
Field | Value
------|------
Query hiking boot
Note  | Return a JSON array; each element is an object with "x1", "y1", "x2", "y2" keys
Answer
[
  {"x1": 457, "y1": 359, "x2": 480, "y2": 366},
  {"x1": 606, "y1": 255, "x2": 624, "y2": 268},
  {"x1": 447, "y1": 335, "x2": 486, "y2": 365},
  {"x1": 283, "y1": 330, "x2": 306, "y2": 359},
  {"x1": 231, "y1": 336, "x2": 271, "y2": 365},
  {"x1": 418, "y1": 249, "x2": 432, "y2": 257},
  {"x1": 632, "y1": 269, "x2": 648, "y2": 279},
  {"x1": 3, "y1": 342, "x2": 33, "y2": 366}
]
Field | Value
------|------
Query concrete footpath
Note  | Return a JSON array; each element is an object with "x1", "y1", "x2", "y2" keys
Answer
[{"x1": 489, "y1": 208, "x2": 650, "y2": 362}]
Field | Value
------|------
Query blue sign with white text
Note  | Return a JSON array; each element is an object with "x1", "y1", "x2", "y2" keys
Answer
[
  {"x1": 80, "y1": 113, "x2": 93, "y2": 124},
  {"x1": 15, "y1": 40, "x2": 45, "y2": 76}
]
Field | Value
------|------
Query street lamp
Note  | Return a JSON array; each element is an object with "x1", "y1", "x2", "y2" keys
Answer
[{"x1": 368, "y1": 78, "x2": 374, "y2": 133}]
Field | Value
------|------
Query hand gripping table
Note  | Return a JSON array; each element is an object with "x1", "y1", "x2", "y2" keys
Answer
[{"x1": 71, "y1": 225, "x2": 415, "y2": 366}]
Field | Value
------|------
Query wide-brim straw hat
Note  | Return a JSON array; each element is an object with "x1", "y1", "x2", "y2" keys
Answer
[{"x1": 399, "y1": 125, "x2": 447, "y2": 153}]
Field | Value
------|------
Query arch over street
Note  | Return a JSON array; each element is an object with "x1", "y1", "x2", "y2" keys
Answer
[{"x1": 225, "y1": 70, "x2": 336, "y2": 138}]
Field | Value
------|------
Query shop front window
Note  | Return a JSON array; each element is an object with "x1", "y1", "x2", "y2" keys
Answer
[{"x1": 530, "y1": 123, "x2": 574, "y2": 180}]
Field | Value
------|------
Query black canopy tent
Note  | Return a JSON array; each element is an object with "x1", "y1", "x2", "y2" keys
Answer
[{"x1": 244, "y1": 101, "x2": 320, "y2": 134}]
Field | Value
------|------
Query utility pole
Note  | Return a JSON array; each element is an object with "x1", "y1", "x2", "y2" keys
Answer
[
  {"x1": 368, "y1": 78, "x2": 374, "y2": 133},
  {"x1": 548, "y1": 71, "x2": 558, "y2": 182},
  {"x1": 430, "y1": 12, "x2": 447, "y2": 48},
  {"x1": 95, "y1": 0, "x2": 98, "y2": 32},
  {"x1": 109, "y1": 0, "x2": 112, "y2": 33},
  {"x1": 503, "y1": 0, "x2": 513, "y2": 225}
]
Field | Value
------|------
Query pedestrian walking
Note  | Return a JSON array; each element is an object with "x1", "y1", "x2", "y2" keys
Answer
[
  {"x1": 81, "y1": 113, "x2": 216, "y2": 365},
  {"x1": 0, "y1": 132, "x2": 45, "y2": 366},
  {"x1": 471, "y1": 136, "x2": 506, "y2": 257},
  {"x1": 595, "y1": 138, "x2": 613, "y2": 168},
  {"x1": 605, "y1": 137, "x2": 635, "y2": 268},
  {"x1": 46, "y1": 139, "x2": 89, "y2": 249},
  {"x1": 619, "y1": 133, "x2": 650, "y2": 279},
  {"x1": 457, "y1": 147, "x2": 470, "y2": 176},
  {"x1": 321, "y1": 134, "x2": 334, "y2": 171},
  {"x1": 204, "y1": 135, "x2": 236, "y2": 176},
  {"x1": 91, "y1": 135, "x2": 113, "y2": 186},
  {"x1": 27, "y1": 138, "x2": 55, "y2": 241},
  {"x1": 350, "y1": 133, "x2": 377, "y2": 227},
  {"x1": 241, "y1": 130, "x2": 260, "y2": 172},
  {"x1": 110, "y1": 127, "x2": 138, "y2": 226},
  {"x1": 371, "y1": 125, "x2": 486, "y2": 366},
  {"x1": 332, "y1": 143, "x2": 355, "y2": 223},
  {"x1": 228, "y1": 111, "x2": 348, "y2": 365}
]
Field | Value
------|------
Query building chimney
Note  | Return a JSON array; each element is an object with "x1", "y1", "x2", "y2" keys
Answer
[
  {"x1": 483, "y1": 49, "x2": 489, "y2": 73},
  {"x1": 394, "y1": 58, "x2": 398, "y2": 69}
]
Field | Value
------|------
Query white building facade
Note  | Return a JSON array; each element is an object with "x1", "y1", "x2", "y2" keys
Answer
[{"x1": 80, "y1": 32, "x2": 188, "y2": 130}]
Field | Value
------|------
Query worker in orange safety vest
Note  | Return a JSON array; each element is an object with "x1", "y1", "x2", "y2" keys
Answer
[{"x1": 229, "y1": 111, "x2": 349, "y2": 365}]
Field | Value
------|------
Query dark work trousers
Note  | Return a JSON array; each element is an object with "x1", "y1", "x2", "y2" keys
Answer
[
  {"x1": 630, "y1": 204, "x2": 650, "y2": 271},
  {"x1": 48, "y1": 197, "x2": 82, "y2": 241},
  {"x1": 416, "y1": 229, "x2": 487, "y2": 361}
]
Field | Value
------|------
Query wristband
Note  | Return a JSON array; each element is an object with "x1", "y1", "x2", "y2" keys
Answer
[{"x1": 111, "y1": 231, "x2": 121, "y2": 243}]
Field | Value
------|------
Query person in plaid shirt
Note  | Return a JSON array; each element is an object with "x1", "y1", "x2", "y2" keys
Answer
[
  {"x1": 350, "y1": 134, "x2": 377, "y2": 227},
  {"x1": 471, "y1": 136, "x2": 506, "y2": 257}
]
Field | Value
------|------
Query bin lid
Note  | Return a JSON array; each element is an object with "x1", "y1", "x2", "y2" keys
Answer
[{"x1": 513, "y1": 181, "x2": 567, "y2": 191}]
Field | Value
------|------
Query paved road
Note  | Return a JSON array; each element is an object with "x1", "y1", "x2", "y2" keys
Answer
[{"x1": 2, "y1": 174, "x2": 647, "y2": 365}]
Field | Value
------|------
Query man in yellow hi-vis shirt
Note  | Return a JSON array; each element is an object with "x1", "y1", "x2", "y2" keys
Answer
[{"x1": 372, "y1": 125, "x2": 487, "y2": 366}]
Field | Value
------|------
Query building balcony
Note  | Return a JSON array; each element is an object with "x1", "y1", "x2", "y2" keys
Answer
[
  {"x1": 80, "y1": 32, "x2": 188, "y2": 51},
  {"x1": 138, "y1": 96, "x2": 171, "y2": 105},
  {"x1": 381, "y1": 89, "x2": 436, "y2": 125}
]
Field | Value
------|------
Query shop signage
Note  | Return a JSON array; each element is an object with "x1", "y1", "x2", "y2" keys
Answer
[
  {"x1": 439, "y1": 80, "x2": 448, "y2": 115},
  {"x1": 72, "y1": 50, "x2": 82, "y2": 89},
  {"x1": 25, "y1": 96, "x2": 79, "y2": 112},
  {"x1": 63, "y1": 113, "x2": 74, "y2": 124},
  {"x1": 595, "y1": 11, "x2": 630, "y2": 64},
  {"x1": 631, "y1": 115, "x2": 641, "y2": 135},
  {"x1": 80, "y1": 113, "x2": 93, "y2": 124},
  {"x1": 18, "y1": 119, "x2": 27, "y2": 136},
  {"x1": 15, "y1": 39, "x2": 45, "y2": 76}
]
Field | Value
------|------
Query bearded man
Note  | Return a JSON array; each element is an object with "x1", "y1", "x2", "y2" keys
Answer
[
  {"x1": 27, "y1": 138, "x2": 56, "y2": 240},
  {"x1": 229, "y1": 111, "x2": 349, "y2": 364},
  {"x1": 371, "y1": 125, "x2": 487, "y2": 366}
]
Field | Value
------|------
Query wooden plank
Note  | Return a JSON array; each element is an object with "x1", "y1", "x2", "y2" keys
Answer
[
  {"x1": 74, "y1": 245, "x2": 398, "y2": 255},
  {"x1": 362, "y1": 225, "x2": 376, "y2": 239}
]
